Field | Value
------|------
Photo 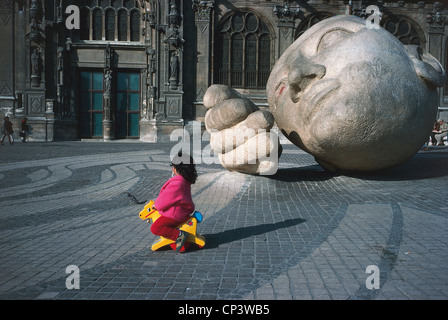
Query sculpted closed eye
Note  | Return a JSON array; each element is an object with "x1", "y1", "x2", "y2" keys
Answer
[{"x1": 317, "y1": 28, "x2": 353, "y2": 53}]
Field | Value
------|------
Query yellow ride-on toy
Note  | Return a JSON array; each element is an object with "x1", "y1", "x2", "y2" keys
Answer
[{"x1": 139, "y1": 200, "x2": 205, "y2": 252}]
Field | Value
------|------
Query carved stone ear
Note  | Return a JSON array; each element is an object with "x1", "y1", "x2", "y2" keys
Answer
[{"x1": 406, "y1": 45, "x2": 446, "y2": 87}]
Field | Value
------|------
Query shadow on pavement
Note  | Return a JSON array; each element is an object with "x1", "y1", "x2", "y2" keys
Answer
[
  {"x1": 270, "y1": 165, "x2": 334, "y2": 182},
  {"x1": 346, "y1": 151, "x2": 448, "y2": 181},
  {"x1": 202, "y1": 218, "x2": 306, "y2": 249},
  {"x1": 272, "y1": 151, "x2": 448, "y2": 182}
]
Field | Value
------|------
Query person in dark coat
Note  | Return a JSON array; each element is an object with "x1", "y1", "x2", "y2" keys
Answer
[
  {"x1": 20, "y1": 116, "x2": 28, "y2": 143},
  {"x1": 1, "y1": 116, "x2": 14, "y2": 145}
]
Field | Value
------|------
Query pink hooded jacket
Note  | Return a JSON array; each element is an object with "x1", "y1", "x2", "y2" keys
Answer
[{"x1": 154, "y1": 175, "x2": 195, "y2": 222}]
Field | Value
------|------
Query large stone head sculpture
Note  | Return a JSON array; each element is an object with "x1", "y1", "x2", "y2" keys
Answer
[{"x1": 267, "y1": 15, "x2": 446, "y2": 172}]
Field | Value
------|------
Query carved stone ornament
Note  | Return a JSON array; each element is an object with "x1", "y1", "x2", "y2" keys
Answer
[
  {"x1": 273, "y1": 2, "x2": 302, "y2": 23},
  {"x1": 31, "y1": 47, "x2": 42, "y2": 87},
  {"x1": 427, "y1": 2, "x2": 448, "y2": 26},
  {"x1": 192, "y1": 0, "x2": 214, "y2": 21}
]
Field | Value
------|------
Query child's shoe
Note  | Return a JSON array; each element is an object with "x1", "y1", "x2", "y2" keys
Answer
[{"x1": 175, "y1": 231, "x2": 188, "y2": 253}]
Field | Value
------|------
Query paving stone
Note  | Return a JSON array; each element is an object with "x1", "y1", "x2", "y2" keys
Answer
[{"x1": 0, "y1": 141, "x2": 447, "y2": 300}]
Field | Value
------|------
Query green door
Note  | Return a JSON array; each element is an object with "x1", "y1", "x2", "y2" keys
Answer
[
  {"x1": 116, "y1": 72, "x2": 140, "y2": 138},
  {"x1": 79, "y1": 71, "x2": 103, "y2": 138}
]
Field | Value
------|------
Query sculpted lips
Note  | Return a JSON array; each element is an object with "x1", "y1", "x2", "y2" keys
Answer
[
  {"x1": 272, "y1": 77, "x2": 340, "y2": 121},
  {"x1": 300, "y1": 78, "x2": 341, "y2": 123}
]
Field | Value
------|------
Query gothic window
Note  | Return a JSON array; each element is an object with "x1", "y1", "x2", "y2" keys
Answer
[
  {"x1": 245, "y1": 34, "x2": 257, "y2": 87},
  {"x1": 296, "y1": 13, "x2": 424, "y2": 48},
  {"x1": 295, "y1": 13, "x2": 334, "y2": 40},
  {"x1": 124, "y1": 0, "x2": 135, "y2": 9},
  {"x1": 215, "y1": 11, "x2": 273, "y2": 89},
  {"x1": 231, "y1": 34, "x2": 243, "y2": 86},
  {"x1": 78, "y1": 0, "x2": 141, "y2": 42},
  {"x1": 105, "y1": 8, "x2": 115, "y2": 41},
  {"x1": 259, "y1": 34, "x2": 271, "y2": 85},
  {"x1": 80, "y1": 7, "x2": 90, "y2": 40},
  {"x1": 118, "y1": 9, "x2": 127, "y2": 41},
  {"x1": 92, "y1": 8, "x2": 103, "y2": 40},
  {"x1": 130, "y1": 10, "x2": 141, "y2": 42},
  {"x1": 113, "y1": 0, "x2": 121, "y2": 9},
  {"x1": 381, "y1": 16, "x2": 424, "y2": 46}
]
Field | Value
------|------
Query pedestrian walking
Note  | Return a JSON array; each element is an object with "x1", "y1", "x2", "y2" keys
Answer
[
  {"x1": 19, "y1": 117, "x2": 29, "y2": 143},
  {"x1": 1, "y1": 115, "x2": 14, "y2": 145}
]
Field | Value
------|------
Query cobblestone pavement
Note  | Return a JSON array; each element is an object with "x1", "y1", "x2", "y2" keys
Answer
[{"x1": 0, "y1": 140, "x2": 447, "y2": 300}]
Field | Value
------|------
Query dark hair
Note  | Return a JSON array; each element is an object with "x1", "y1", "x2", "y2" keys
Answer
[{"x1": 170, "y1": 152, "x2": 197, "y2": 184}]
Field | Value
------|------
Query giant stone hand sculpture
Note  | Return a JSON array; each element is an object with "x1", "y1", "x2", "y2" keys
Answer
[
  {"x1": 203, "y1": 85, "x2": 282, "y2": 175},
  {"x1": 205, "y1": 15, "x2": 446, "y2": 174}
]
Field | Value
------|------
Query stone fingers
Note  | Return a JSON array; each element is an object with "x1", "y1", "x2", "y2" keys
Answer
[{"x1": 204, "y1": 84, "x2": 281, "y2": 175}]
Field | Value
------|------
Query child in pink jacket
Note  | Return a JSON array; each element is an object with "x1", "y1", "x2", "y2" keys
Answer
[{"x1": 151, "y1": 153, "x2": 197, "y2": 252}]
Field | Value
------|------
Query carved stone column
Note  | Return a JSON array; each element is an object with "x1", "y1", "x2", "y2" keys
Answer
[
  {"x1": 146, "y1": 47, "x2": 156, "y2": 120},
  {"x1": 273, "y1": 1, "x2": 302, "y2": 57},
  {"x1": 192, "y1": 0, "x2": 214, "y2": 120},
  {"x1": 163, "y1": 0, "x2": 184, "y2": 122},
  {"x1": 28, "y1": 0, "x2": 44, "y2": 89},
  {"x1": 103, "y1": 44, "x2": 115, "y2": 141}
]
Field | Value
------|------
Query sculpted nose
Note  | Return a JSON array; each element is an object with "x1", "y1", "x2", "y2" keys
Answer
[{"x1": 288, "y1": 60, "x2": 326, "y2": 103}]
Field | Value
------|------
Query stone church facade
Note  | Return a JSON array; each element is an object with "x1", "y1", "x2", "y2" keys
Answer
[{"x1": 1, "y1": 0, "x2": 447, "y2": 142}]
